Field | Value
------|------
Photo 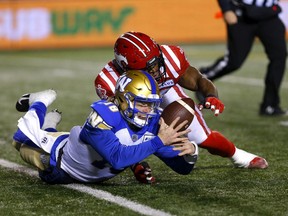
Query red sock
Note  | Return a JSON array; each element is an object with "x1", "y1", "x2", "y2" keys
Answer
[{"x1": 200, "y1": 131, "x2": 236, "y2": 158}]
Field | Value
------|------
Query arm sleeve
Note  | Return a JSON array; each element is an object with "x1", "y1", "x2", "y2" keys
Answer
[
  {"x1": 158, "y1": 156, "x2": 195, "y2": 175},
  {"x1": 79, "y1": 124, "x2": 164, "y2": 170},
  {"x1": 154, "y1": 146, "x2": 195, "y2": 175},
  {"x1": 154, "y1": 145, "x2": 179, "y2": 158}
]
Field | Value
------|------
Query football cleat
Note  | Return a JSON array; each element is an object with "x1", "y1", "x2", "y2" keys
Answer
[
  {"x1": 247, "y1": 157, "x2": 268, "y2": 169},
  {"x1": 42, "y1": 109, "x2": 62, "y2": 130},
  {"x1": 231, "y1": 148, "x2": 268, "y2": 169},
  {"x1": 16, "y1": 89, "x2": 57, "y2": 112},
  {"x1": 131, "y1": 161, "x2": 155, "y2": 184},
  {"x1": 16, "y1": 93, "x2": 30, "y2": 112}
]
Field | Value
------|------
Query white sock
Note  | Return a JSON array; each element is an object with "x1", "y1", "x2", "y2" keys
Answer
[
  {"x1": 231, "y1": 148, "x2": 257, "y2": 168},
  {"x1": 29, "y1": 89, "x2": 57, "y2": 107},
  {"x1": 42, "y1": 111, "x2": 61, "y2": 130}
]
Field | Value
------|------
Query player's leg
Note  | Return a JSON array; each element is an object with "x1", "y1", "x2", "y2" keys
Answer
[
  {"x1": 15, "y1": 109, "x2": 62, "y2": 170},
  {"x1": 162, "y1": 89, "x2": 268, "y2": 169},
  {"x1": 19, "y1": 144, "x2": 50, "y2": 170},
  {"x1": 13, "y1": 90, "x2": 71, "y2": 171},
  {"x1": 189, "y1": 104, "x2": 268, "y2": 168},
  {"x1": 13, "y1": 109, "x2": 62, "y2": 151},
  {"x1": 200, "y1": 131, "x2": 268, "y2": 168},
  {"x1": 13, "y1": 89, "x2": 58, "y2": 153},
  {"x1": 42, "y1": 109, "x2": 62, "y2": 132},
  {"x1": 15, "y1": 89, "x2": 57, "y2": 112}
]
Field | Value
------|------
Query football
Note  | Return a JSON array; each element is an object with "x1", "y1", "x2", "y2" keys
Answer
[{"x1": 161, "y1": 98, "x2": 195, "y2": 131}]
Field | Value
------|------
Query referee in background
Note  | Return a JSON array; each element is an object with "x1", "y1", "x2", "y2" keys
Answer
[{"x1": 198, "y1": 0, "x2": 287, "y2": 116}]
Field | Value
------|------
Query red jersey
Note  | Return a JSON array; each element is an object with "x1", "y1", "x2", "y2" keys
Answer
[{"x1": 95, "y1": 45, "x2": 190, "y2": 99}]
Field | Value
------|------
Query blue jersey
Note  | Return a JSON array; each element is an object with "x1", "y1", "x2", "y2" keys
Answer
[{"x1": 79, "y1": 100, "x2": 179, "y2": 169}]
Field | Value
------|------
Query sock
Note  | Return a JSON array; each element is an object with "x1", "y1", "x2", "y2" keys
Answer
[
  {"x1": 42, "y1": 111, "x2": 61, "y2": 131},
  {"x1": 230, "y1": 148, "x2": 257, "y2": 168},
  {"x1": 29, "y1": 89, "x2": 56, "y2": 107},
  {"x1": 199, "y1": 131, "x2": 236, "y2": 158}
]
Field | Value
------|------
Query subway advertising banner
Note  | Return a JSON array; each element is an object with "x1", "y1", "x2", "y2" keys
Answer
[{"x1": 0, "y1": 0, "x2": 288, "y2": 50}]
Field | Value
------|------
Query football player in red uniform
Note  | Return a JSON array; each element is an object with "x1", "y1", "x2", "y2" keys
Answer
[{"x1": 95, "y1": 32, "x2": 268, "y2": 182}]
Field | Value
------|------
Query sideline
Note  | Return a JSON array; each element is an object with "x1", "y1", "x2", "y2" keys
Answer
[{"x1": 0, "y1": 158, "x2": 174, "y2": 216}]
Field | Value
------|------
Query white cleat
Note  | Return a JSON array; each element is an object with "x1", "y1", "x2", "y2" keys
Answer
[
  {"x1": 42, "y1": 109, "x2": 62, "y2": 130},
  {"x1": 29, "y1": 89, "x2": 57, "y2": 107},
  {"x1": 231, "y1": 148, "x2": 268, "y2": 169},
  {"x1": 16, "y1": 89, "x2": 57, "y2": 112}
]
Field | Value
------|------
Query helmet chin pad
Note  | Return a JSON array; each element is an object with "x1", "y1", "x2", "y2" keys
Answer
[{"x1": 133, "y1": 115, "x2": 148, "y2": 128}]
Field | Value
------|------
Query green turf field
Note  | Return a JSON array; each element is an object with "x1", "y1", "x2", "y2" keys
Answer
[{"x1": 0, "y1": 43, "x2": 288, "y2": 216}]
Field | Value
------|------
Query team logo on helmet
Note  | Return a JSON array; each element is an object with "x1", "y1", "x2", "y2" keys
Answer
[
  {"x1": 96, "y1": 84, "x2": 108, "y2": 99},
  {"x1": 114, "y1": 52, "x2": 129, "y2": 70},
  {"x1": 115, "y1": 75, "x2": 132, "y2": 93}
]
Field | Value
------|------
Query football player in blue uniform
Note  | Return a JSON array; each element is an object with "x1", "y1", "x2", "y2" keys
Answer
[{"x1": 12, "y1": 70, "x2": 198, "y2": 184}]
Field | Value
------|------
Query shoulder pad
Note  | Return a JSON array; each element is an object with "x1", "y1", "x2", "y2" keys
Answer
[
  {"x1": 161, "y1": 45, "x2": 186, "y2": 57},
  {"x1": 90, "y1": 100, "x2": 121, "y2": 127},
  {"x1": 87, "y1": 111, "x2": 111, "y2": 129}
]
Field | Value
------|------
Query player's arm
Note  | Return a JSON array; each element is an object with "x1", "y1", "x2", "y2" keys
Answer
[
  {"x1": 168, "y1": 45, "x2": 218, "y2": 98},
  {"x1": 80, "y1": 110, "x2": 164, "y2": 170},
  {"x1": 178, "y1": 66, "x2": 218, "y2": 97},
  {"x1": 154, "y1": 141, "x2": 198, "y2": 175},
  {"x1": 178, "y1": 66, "x2": 225, "y2": 116},
  {"x1": 80, "y1": 107, "x2": 191, "y2": 169}
]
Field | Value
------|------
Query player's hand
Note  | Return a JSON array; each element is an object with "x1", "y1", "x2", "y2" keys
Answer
[
  {"x1": 199, "y1": 96, "x2": 225, "y2": 116},
  {"x1": 172, "y1": 141, "x2": 196, "y2": 156},
  {"x1": 131, "y1": 161, "x2": 155, "y2": 184},
  {"x1": 158, "y1": 117, "x2": 191, "y2": 145}
]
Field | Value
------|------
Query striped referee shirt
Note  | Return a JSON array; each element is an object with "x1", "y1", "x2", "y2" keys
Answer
[{"x1": 218, "y1": 0, "x2": 280, "y2": 12}]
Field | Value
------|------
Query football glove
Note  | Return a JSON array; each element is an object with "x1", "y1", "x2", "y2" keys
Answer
[
  {"x1": 131, "y1": 161, "x2": 155, "y2": 184},
  {"x1": 199, "y1": 95, "x2": 225, "y2": 116}
]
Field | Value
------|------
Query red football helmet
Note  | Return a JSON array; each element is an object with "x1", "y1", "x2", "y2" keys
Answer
[{"x1": 114, "y1": 31, "x2": 166, "y2": 82}]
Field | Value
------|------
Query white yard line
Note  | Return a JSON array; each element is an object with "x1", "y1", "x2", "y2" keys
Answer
[
  {"x1": 279, "y1": 121, "x2": 288, "y2": 126},
  {"x1": 0, "y1": 158, "x2": 174, "y2": 216}
]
